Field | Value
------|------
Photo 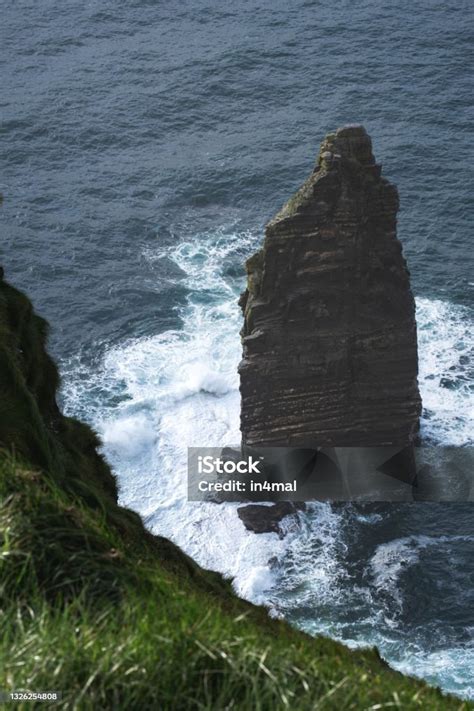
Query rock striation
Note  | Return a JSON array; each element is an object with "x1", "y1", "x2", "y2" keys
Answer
[{"x1": 239, "y1": 125, "x2": 421, "y2": 449}]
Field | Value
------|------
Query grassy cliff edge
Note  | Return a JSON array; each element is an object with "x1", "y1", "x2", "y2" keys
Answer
[{"x1": 0, "y1": 273, "x2": 469, "y2": 710}]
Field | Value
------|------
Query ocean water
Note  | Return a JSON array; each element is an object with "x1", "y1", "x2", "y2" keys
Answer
[{"x1": 2, "y1": 0, "x2": 473, "y2": 699}]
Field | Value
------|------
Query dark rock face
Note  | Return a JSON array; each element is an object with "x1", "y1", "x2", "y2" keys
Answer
[
  {"x1": 237, "y1": 502, "x2": 305, "y2": 535},
  {"x1": 239, "y1": 126, "x2": 421, "y2": 448}
]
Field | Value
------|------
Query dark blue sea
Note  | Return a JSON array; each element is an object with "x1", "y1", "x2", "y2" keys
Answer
[{"x1": 2, "y1": 0, "x2": 473, "y2": 699}]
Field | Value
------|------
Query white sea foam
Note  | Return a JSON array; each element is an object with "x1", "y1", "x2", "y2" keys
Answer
[
  {"x1": 391, "y1": 646, "x2": 474, "y2": 700},
  {"x1": 369, "y1": 534, "x2": 474, "y2": 596},
  {"x1": 62, "y1": 227, "x2": 295, "y2": 597},
  {"x1": 417, "y1": 297, "x2": 473, "y2": 445},
  {"x1": 102, "y1": 413, "x2": 157, "y2": 459},
  {"x1": 238, "y1": 565, "x2": 276, "y2": 603}
]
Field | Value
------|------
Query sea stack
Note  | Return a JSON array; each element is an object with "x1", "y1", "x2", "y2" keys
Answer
[{"x1": 239, "y1": 125, "x2": 421, "y2": 450}]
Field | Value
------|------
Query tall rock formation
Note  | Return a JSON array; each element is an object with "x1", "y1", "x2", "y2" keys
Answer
[{"x1": 239, "y1": 125, "x2": 421, "y2": 449}]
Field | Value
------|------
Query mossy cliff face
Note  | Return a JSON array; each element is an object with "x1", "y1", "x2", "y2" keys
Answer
[
  {"x1": 0, "y1": 270, "x2": 116, "y2": 505},
  {"x1": 240, "y1": 125, "x2": 422, "y2": 448}
]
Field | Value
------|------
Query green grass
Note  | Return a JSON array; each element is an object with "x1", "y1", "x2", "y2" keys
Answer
[
  {"x1": 1, "y1": 455, "x2": 471, "y2": 711},
  {"x1": 0, "y1": 274, "x2": 471, "y2": 709}
]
